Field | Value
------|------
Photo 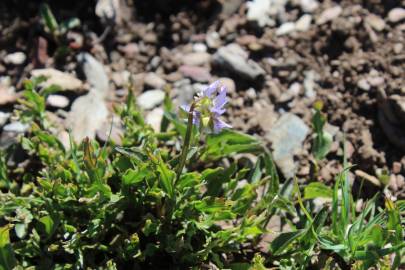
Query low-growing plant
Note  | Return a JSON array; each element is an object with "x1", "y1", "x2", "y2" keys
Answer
[{"x1": 0, "y1": 80, "x2": 287, "y2": 269}]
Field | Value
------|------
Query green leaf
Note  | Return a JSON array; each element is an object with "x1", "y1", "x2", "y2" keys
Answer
[
  {"x1": 122, "y1": 166, "x2": 151, "y2": 186},
  {"x1": 40, "y1": 3, "x2": 59, "y2": 35},
  {"x1": 14, "y1": 223, "x2": 26, "y2": 239},
  {"x1": 0, "y1": 226, "x2": 16, "y2": 270},
  {"x1": 312, "y1": 105, "x2": 332, "y2": 160},
  {"x1": 39, "y1": 216, "x2": 56, "y2": 238},
  {"x1": 203, "y1": 129, "x2": 263, "y2": 160},
  {"x1": 270, "y1": 230, "x2": 306, "y2": 255},
  {"x1": 304, "y1": 182, "x2": 333, "y2": 199},
  {"x1": 154, "y1": 154, "x2": 175, "y2": 199}
]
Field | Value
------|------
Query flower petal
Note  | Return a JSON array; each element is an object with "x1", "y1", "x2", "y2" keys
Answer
[
  {"x1": 203, "y1": 81, "x2": 219, "y2": 97},
  {"x1": 213, "y1": 117, "x2": 232, "y2": 133},
  {"x1": 213, "y1": 86, "x2": 228, "y2": 109}
]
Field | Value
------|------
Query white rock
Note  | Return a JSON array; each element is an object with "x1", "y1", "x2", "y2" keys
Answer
[
  {"x1": 193, "y1": 43, "x2": 207, "y2": 52},
  {"x1": 77, "y1": 53, "x2": 109, "y2": 98},
  {"x1": 137, "y1": 89, "x2": 165, "y2": 110},
  {"x1": 46, "y1": 95, "x2": 70, "y2": 108},
  {"x1": 388, "y1": 8, "x2": 405, "y2": 23},
  {"x1": 357, "y1": 79, "x2": 370, "y2": 91},
  {"x1": 66, "y1": 92, "x2": 109, "y2": 142},
  {"x1": 144, "y1": 72, "x2": 166, "y2": 89},
  {"x1": 182, "y1": 52, "x2": 211, "y2": 66},
  {"x1": 317, "y1": 6, "x2": 342, "y2": 25},
  {"x1": 31, "y1": 69, "x2": 83, "y2": 91},
  {"x1": 3, "y1": 121, "x2": 29, "y2": 133},
  {"x1": 4, "y1": 52, "x2": 26, "y2": 65},
  {"x1": 247, "y1": 0, "x2": 274, "y2": 27},
  {"x1": 0, "y1": 112, "x2": 10, "y2": 126},
  {"x1": 295, "y1": 14, "x2": 312, "y2": 32},
  {"x1": 300, "y1": 0, "x2": 319, "y2": 13},
  {"x1": 213, "y1": 44, "x2": 265, "y2": 80},
  {"x1": 146, "y1": 107, "x2": 164, "y2": 132},
  {"x1": 365, "y1": 14, "x2": 385, "y2": 31},
  {"x1": 206, "y1": 32, "x2": 221, "y2": 49},
  {"x1": 276, "y1": 22, "x2": 296, "y2": 35},
  {"x1": 112, "y1": 70, "x2": 130, "y2": 87},
  {"x1": 304, "y1": 70, "x2": 317, "y2": 98},
  {"x1": 265, "y1": 113, "x2": 309, "y2": 179},
  {"x1": 96, "y1": 0, "x2": 121, "y2": 24}
]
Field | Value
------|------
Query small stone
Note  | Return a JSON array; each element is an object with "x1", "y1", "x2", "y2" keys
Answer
[
  {"x1": 46, "y1": 95, "x2": 70, "y2": 108},
  {"x1": 396, "y1": 175, "x2": 404, "y2": 189},
  {"x1": 295, "y1": 14, "x2": 312, "y2": 32},
  {"x1": 393, "y1": 43, "x2": 403, "y2": 54},
  {"x1": 355, "y1": 170, "x2": 381, "y2": 187},
  {"x1": 206, "y1": 32, "x2": 221, "y2": 49},
  {"x1": 279, "y1": 82, "x2": 301, "y2": 102},
  {"x1": 118, "y1": 43, "x2": 139, "y2": 58},
  {"x1": 146, "y1": 107, "x2": 164, "y2": 132},
  {"x1": 95, "y1": 0, "x2": 121, "y2": 24},
  {"x1": 66, "y1": 92, "x2": 109, "y2": 143},
  {"x1": 193, "y1": 43, "x2": 207, "y2": 52},
  {"x1": 365, "y1": 14, "x2": 385, "y2": 32},
  {"x1": 389, "y1": 174, "x2": 398, "y2": 191},
  {"x1": 265, "y1": 113, "x2": 309, "y2": 179},
  {"x1": 4, "y1": 52, "x2": 26, "y2": 65},
  {"x1": 304, "y1": 70, "x2": 317, "y2": 99},
  {"x1": 392, "y1": 161, "x2": 402, "y2": 174},
  {"x1": 96, "y1": 117, "x2": 123, "y2": 145},
  {"x1": 276, "y1": 22, "x2": 296, "y2": 36},
  {"x1": 367, "y1": 76, "x2": 384, "y2": 87},
  {"x1": 31, "y1": 68, "x2": 83, "y2": 91},
  {"x1": 179, "y1": 65, "x2": 212, "y2": 82},
  {"x1": 246, "y1": 88, "x2": 257, "y2": 99},
  {"x1": 3, "y1": 122, "x2": 29, "y2": 133},
  {"x1": 218, "y1": 77, "x2": 236, "y2": 94},
  {"x1": 181, "y1": 52, "x2": 211, "y2": 66},
  {"x1": 77, "y1": 53, "x2": 110, "y2": 98},
  {"x1": 357, "y1": 78, "x2": 371, "y2": 91},
  {"x1": 300, "y1": 0, "x2": 319, "y2": 13},
  {"x1": 213, "y1": 44, "x2": 265, "y2": 81},
  {"x1": 246, "y1": 0, "x2": 275, "y2": 27},
  {"x1": 144, "y1": 72, "x2": 166, "y2": 89},
  {"x1": 317, "y1": 6, "x2": 342, "y2": 25},
  {"x1": 0, "y1": 111, "x2": 10, "y2": 126},
  {"x1": 111, "y1": 71, "x2": 129, "y2": 88},
  {"x1": 137, "y1": 89, "x2": 165, "y2": 110},
  {"x1": 388, "y1": 8, "x2": 405, "y2": 23}
]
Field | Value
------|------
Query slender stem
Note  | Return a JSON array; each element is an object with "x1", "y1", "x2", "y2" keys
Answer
[{"x1": 175, "y1": 102, "x2": 196, "y2": 183}]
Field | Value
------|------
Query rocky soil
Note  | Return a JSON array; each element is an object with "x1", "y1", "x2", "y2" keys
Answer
[{"x1": 0, "y1": 0, "x2": 404, "y2": 199}]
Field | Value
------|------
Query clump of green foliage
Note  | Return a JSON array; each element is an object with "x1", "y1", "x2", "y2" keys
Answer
[{"x1": 0, "y1": 79, "x2": 403, "y2": 269}]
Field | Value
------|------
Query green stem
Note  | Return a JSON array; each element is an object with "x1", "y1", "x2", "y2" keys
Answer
[{"x1": 175, "y1": 102, "x2": 196, "y2": 183}]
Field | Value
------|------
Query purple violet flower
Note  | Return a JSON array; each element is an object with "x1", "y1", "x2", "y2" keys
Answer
[{"x1": 180, "y1": 81, "x2": 232, "y2": 134}]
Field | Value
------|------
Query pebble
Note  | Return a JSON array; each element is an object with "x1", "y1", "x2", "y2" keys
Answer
[
  {"x1": 3, "y1": 121, "x2": 29, "y2": 133},
  {"x1": 304, "y1": 70, "x2": 317, "y2": 99},
  {"x1": 206, "y1": 32, "x2": 221, "y2": 49},
  {"x1": 246, "y1": 0, "x2": 275, "y2": 27},
  {"x1": 144, "y1": 72, "x2": 166, "y2": 89},
  {"x1": 179, "y1": 65, "x2": 212, "y2": 82},
  {"x1": 0, "y1": 112, "x2": 10, "y2": 127},
  {"x1": 276, "y1": 22, "x2": 296, "y2": 36},
  {"x1": 118, "y1": 43, "x2": 139, "y2": 58},
  {"x1": 31, "y1": 68, "x2": 84, "y2": 91},
  {"x1": 137, "y1": 89, "x2": 165, "y2": 110},
  {"x1": 77, "y1": 53, "x2": 110, "y2": 98},
  {"x1": 246, "y1": 88, "x2": 257, "y2": 99},
  {"x1": 317, "y1": 6, "x2": 342, "y2": 25},
  {"x1": 392, "y1": 161, "x2": 402, "y2": 174},
  {"x1": 300, "y1": 0, "x2": 319, "y2": 13},
  {"x1": 193, "y1": 43, "x2": 207, "y2": 52},
  {"x1": 111, "y1": 70, "x2": 130, "y2": 87},
  {"x1": 295, "y1": 14, "x2": 312, "y2": 32},
  {"x1": 46, "y1": 95, "x2": 70, "y2": 108},
  {"x1": 181, "y1": 52, "x2": 211, "y2": 66},
  {"x1": 393, "y1": 43, "x2": 403, "y2": 54},
  {"x1": 146, "y1": 107, "x2": 164, "y2": 132},
  {"x1": 365, "y1": 14, "x2": 385, "y2": 32},
  {"x1": 218, "y1": 77, "x2": 236, "y2": 94},
  {"x1": 4, "y1": 52, "x2": 26, "y2": 65},
  {"x1": 388, "y1": 8, "x2": 405, "y2": 23},
  {"x1": 357, "y1": 78, "x2": 371, "y2": 91},
  {"x1": 66, "y1": 92, "x2": 109, "y2": 143},
  {"x1": 265, "y1": 113, "x2": 309, "y2": 179},
  {"x1": 213, "y1": 44, "x2": 265, "y2": 80}
]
